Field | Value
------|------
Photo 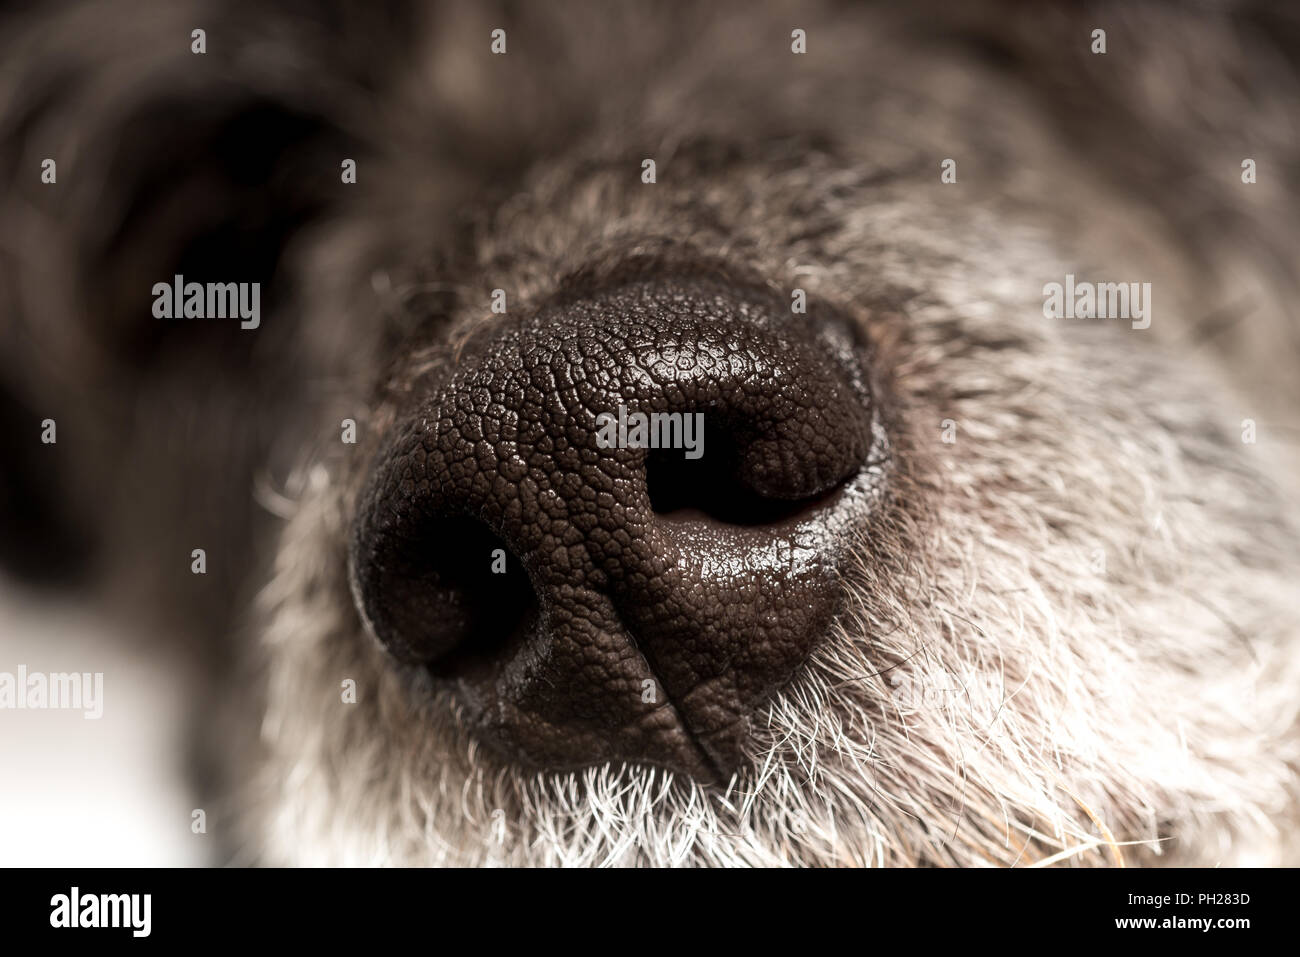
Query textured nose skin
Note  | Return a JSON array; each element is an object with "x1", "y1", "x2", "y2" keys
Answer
[{"x1": 350, "y1": 272, "x2": 887, "y2": 781}]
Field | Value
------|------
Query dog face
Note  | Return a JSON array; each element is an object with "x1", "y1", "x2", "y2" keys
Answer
[{"x1": 2, "y1": 0, "x2": 1298, "y2": 866}]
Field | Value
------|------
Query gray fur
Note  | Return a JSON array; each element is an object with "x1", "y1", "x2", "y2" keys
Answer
[{"x1": 1, "y1": 0, "x2": 1297, "y2": 865}]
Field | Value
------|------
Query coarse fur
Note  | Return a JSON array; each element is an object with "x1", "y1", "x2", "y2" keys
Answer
[{"x1": 1, "y1": 0, "x2": 1298, "y2": 866}]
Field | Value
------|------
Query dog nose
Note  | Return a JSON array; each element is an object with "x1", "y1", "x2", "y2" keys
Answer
[{"x1": 349, "y1": 271, "x2": 886, "y2": 781}]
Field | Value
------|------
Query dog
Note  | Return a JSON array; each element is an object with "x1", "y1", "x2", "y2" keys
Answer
[{"x1": 1, "y1": 0, "x2": 1297, "y2": 866}]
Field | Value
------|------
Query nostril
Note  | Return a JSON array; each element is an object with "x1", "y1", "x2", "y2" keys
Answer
[
  {"x1": 646, "y1": 433, "x2": 850, "y2": 527},
  {"x1": 352, "y1": 513, "x2": 538, "y2": 671}
]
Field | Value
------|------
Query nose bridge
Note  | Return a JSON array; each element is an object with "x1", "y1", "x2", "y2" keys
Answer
[{"x1": 433, "y1": 324, "x2": 647, "y2": 579}]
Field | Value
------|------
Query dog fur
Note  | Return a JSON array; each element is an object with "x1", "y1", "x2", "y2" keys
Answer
[{"x1": 1, "y1": 0, "x2": 1298, "y2": 866}]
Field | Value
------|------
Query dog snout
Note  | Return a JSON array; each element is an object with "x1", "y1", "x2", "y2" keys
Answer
[{"x1": 348, "y1": 271, "x2": 887, "y2": 779}]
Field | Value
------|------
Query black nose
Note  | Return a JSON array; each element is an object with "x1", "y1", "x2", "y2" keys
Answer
[{"x1": 349, "y1": 271, "x2": 886, "y2": 781}]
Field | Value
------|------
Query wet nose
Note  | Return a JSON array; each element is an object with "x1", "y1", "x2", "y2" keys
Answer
[{"x1": 349, "y1": 272, "x2": 886, "y2": 781}]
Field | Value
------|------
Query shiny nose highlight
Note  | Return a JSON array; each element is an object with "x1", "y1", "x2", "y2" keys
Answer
[{"x1": 349, "y1": 272, "x2": 885, "y2": 780}]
